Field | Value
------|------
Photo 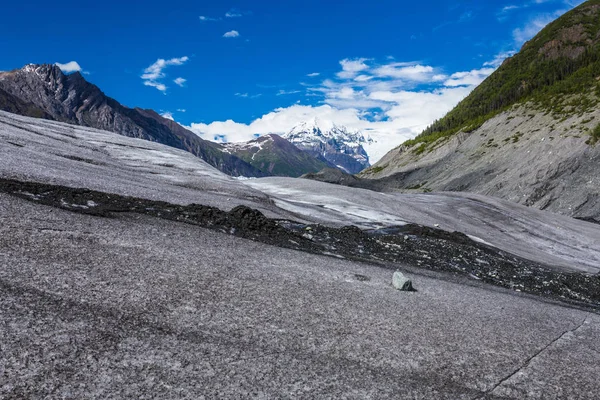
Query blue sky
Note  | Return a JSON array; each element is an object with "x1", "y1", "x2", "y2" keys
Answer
[{"x1": 0, "y1": 0, "x2": 585, "y2": 161}]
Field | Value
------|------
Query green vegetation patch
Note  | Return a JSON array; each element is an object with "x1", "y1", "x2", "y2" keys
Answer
[
  {"x1": 364, "y1": 165, "x2": 386, "y2": 174},
  {"x1": 402, "y1": 0, "x2": 600, "y2": 148}
]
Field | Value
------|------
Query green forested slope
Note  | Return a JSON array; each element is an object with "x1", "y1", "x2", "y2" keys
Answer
[{"x1": 405, "y1": 0, "x2": 600, "y2": 147}]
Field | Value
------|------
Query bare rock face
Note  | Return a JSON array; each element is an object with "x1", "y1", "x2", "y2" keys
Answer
[
  {"x1": 538, "y1": 24, "x2": 593, "y2": 60},
  {"x1": 0, "y1": 64, "x2": 264, "y2": 177},
  {"x1": 0, "y1": 87, "x2": 50, "y2": 119}
]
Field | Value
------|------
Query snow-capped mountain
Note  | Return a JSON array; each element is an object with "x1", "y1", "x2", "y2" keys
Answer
[
  {"x1": 223, "y1": 134, "x2": 332, "y2": 177},
  {"x1": 283, "y1": 119, "x2": 373, "y2": 174}
]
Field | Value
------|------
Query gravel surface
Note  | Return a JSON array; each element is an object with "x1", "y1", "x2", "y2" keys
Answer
[{"x1": 1, "y1": 194, "x2": 599, "y2": 399}]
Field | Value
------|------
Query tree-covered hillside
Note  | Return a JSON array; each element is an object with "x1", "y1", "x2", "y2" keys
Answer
[{"x1": 405, "y1": 0, "x2": 600, "y2": 147}]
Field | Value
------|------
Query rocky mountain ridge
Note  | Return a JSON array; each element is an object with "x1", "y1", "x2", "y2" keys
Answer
[
  {"x1": 0, "y1": 64, "x2": 265, "y2": 177},
  {"x1": 223, "y1": 133, "x2": 333, "y2": 177}
]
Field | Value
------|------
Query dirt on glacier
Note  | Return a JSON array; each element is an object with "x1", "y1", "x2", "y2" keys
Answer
[{"x1": 1, "y1": 177, "x2": 599, "y2": 310}]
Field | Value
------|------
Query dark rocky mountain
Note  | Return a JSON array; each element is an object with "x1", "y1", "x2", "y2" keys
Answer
[
  {"x1": 283, "y1": 119, "x2": 372, "y2": 174},
  {"x1": 361, "y1": 0, "x2": 600, "y2": 223},
  {"x1": 0, "y1": 87, "x2": 51, "y2": 119},
  {"x1": 0, "y1": 64, "x2": 265, "y2": 177},
  {"x1": 224, "y1": 134, "x2": 333, "y2": 177}
]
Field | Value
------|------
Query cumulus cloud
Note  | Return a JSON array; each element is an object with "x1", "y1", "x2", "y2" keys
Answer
[
  {"x1": 197, "y1": 0, "x2": 582, "y2": 161},
  {"x1": 444, "y1": 68, "x2": 496, "y2": 87},
  {"x1": 55, "y1": 61, "x2": 83, "y2": 73},
  {"x1": 354, "y1": 75, "x2": 373, "y2": 82},
  {"x1": 188, "y1": 105, "x2": 363, "y2": 144},
  {"x1": 337, "y1": 58, "x2": 370, "y2": 79},
  {"x1": 184, "y1": 1, "x2": 587, "y2": 163},
  {"x1": 141, "y1": 56, "x2": 189, "y2": 93},
  {"x1": 372, "y1": 64, "x2": 439, "y2": 82},
  {"x1": 186, "y1": 55, "x2": 502, "y2": 162},
  {"x1": 223, "y1": 30, "x2": 240, "y2": 38}
]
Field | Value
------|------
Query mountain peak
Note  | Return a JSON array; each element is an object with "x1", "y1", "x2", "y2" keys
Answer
[
  {"x1": 285, "y1": 119, "x2": 370, "y2": 144},
  {"x1": 19, "y1": 63, "x2": 64, "y2": 77},
  {"x1": 283, "y1": 120, "x2": 372, "y2": 174}
]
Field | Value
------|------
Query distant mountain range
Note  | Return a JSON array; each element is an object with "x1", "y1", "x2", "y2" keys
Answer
[
  {"x1": 360, "y1": 0, "x2": 600, "y2": 223},
  {"x1": 222, "y1": 120, "x2": 373, "y2": 176},
  {"x1": 0, "y1": 64, "x2": 374, "y2": 178}
]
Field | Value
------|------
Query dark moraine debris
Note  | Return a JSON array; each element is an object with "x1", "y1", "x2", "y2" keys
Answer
[{"x1": 1, "y1": 177, "x2": 599, "y2": 310}]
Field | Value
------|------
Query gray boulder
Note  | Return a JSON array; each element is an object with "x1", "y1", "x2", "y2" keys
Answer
[{"x1": 392, "y1": 271, "x2": 414, "y2": 291}]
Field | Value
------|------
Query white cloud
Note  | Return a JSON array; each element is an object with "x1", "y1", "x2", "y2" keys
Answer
[
  {"x1": 307, "y1": 72, "x2": 320, "y2": 77},
  {"x1": 235, "y1": 92, "x2": 262, "y2": 99},
  {"x1": 277, "y1": 89, "x2": 302, "y2": 96},
  {"x1": 199, "y1": 15, "x2": 221, "y2": 22},
  {"x1": 184, "y1": 2, "x2": 587, "y2": 163},
  {"x1": 177, "y1": 109, "x2": 186, "y2": 112},
  {"x1": 484, "y1": 51, "x2": 516, "y2": 67},
  {"x1": 141, "y1": 56, "x2": 189, "y2": 93},
  {"x1": 497, "y1": 0, "x2": 581, "y2": 22},
  {"x1": 186, "y1": 55, "x2": 501, "y2": 163},
  {"x1": 337, "y1": 58, "x2": 370, "y2": 79},
  {"x1": 161, "y1": 111, "x2": 174, "y2": 121},
  {"x1": 144, "y1": 81, "x2": 167, "y2": 92},
  {"x1": 187, "y1": 105, "x2": 363, "y2": 144},
  {"x1": 372, "y1": 64, "x2": 437, "y2": 82},
  {"x1": 512, "y1": 10, "x2": 565, "y2": 46},
  {"x1": 444, "y1": 68, "x2": 496, "y2": 87},
  {"x1": 502, "y1": 5, "x2": 520, "y2": 12},
  {"x1": 225, "y1": 9, "x2": 243, "y2": 18},
  {"x1": 174, "y1": 77, "x2": 187, "y2": 87},
  {"x1": 223, "y1": 30, "x2": 240, "y2": 38},
  {"x1": 497, "y1": 4, "x2": 521, "y2": 21},
  {"x1": 55, "y1": 61, "x2": 82, "y2": 73},
  {"x1": 354, "y1": 75, "x2": 373, "y2": 82}
]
